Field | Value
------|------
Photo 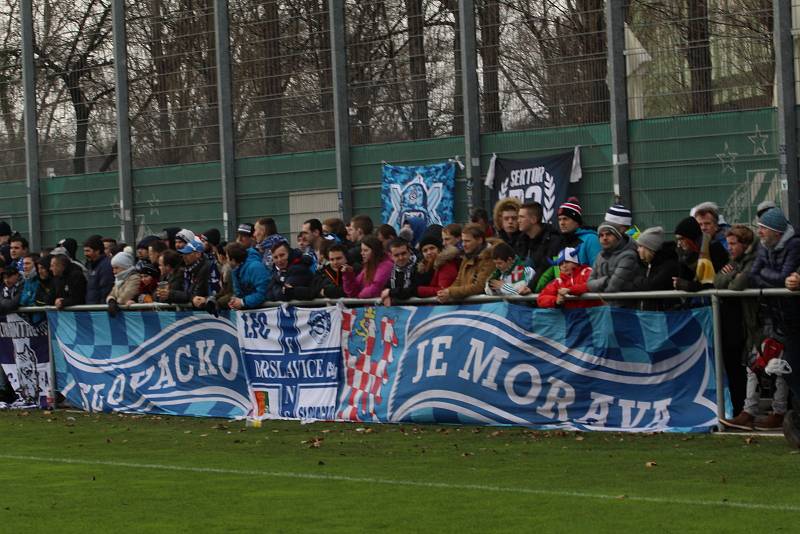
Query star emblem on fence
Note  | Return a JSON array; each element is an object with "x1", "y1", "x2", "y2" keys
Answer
[
  {"x1": 747, "y1": 125, "x2": 769, "y2": 155},
  {"x1": 716, "y1": 143, "x2": 738, "y2": 174}
]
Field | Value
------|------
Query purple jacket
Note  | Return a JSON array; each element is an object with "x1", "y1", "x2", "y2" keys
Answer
[{"x1": 343, "y1": 254, "x2": 393, "y2": 298}]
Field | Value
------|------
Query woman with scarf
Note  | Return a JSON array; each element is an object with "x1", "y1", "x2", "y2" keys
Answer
[
  {"x1": 672, "y1": 217, "x2": 719, "y2": 293},
  {"x1": 106, "y1": 249, "x2": 141, "y2": 312},
  {"x1": 416, "y1": 234, "x2": 460, "y2": 298}
]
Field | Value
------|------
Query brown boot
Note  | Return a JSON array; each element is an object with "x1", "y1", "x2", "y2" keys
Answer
[
  {"x1": 720, "y1": 411, "x2": 755, "y2": 430},
  {"x1": 755, "y1": 412, "x2": 784, "y2": 431}
]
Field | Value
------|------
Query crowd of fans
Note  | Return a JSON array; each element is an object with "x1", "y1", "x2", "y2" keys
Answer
[{"x1": 1, "y1": 196, "x2": 800, "y2": 440}]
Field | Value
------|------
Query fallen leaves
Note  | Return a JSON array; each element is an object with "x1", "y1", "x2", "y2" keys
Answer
[
  {"x1": 645, "y1": 461, "x2": 657, "y2": 468},
  {"x1": 301, "y1": 437, "x2": 324, "y2": 449}
]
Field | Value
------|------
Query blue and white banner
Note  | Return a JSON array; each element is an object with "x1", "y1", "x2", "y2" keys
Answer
[
  {"x1": 49, "y1": 311, "x2": 251, "y2": 418},
  {"x1": 237, "y1": 306, "x2": 341, "y2": 421},
  {"x1": 0, "y1": 314, "x2": 51, "y2": 409},
  {"x1": 381, "y1": 162, "x2": 455, "y2": 230},
  {"x1": 336, "y1": 303, "x2": 718, "y2": 432}
]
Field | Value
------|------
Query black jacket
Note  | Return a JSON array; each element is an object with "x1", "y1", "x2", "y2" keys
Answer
[
  {"x1": 292, "y1": 264, "x2": 346, "y2": 300},
  {"x1": 85, "y1": 255, "x2": 114, "y2": 304},
  {"x1": 633, "y1": 242, "x2": 680, "y2": 311},
  {"x1": 388, "y1": 259, "x2": 421, "y2": 300},
  {"x1": 168, "y1": 258, "x2": 210, "y2": 305},
  {"x1": 515, "y1": 224, "x2": 563, "y2": 289},
  {"x1": 267, "y1": 249, "x2": 314, "y2": 301},
  {"x1": 52, "y1": 263, "x2": 87, "y2": 307}
]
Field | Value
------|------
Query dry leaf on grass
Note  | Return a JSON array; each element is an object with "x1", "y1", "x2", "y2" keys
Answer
[{"x1": 645, "y1": 461, "x2": 657, "y2": 468}]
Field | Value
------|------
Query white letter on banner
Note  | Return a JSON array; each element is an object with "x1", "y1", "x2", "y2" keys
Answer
[
  {"x1": 536, "y1": 377, "x2": 575, "y2": 420},
  {"x1": 217, "y1": 344, "x2": 238, "y2": 381},
  {"x1": 78, "y1": 382, "x2": 91, "y2": 411},
  {"x1": 578, "y1": 392, "x2": 614, "y2": 426},
  {"x1": 457, "y1": 339, "x2": 510, "y2": 390},
  {"x1": 503, "y1": 364, "x2": 542, "y2": 405},
  {"x1": 175, "y1": 345, "x2": 194, "y2": 383},
  {"x1": 646, "y1": 398, "x2": 672, "y2": 429},
  {"x1": 619, "y1": 399, "x2": 651, "y2": 428},
  {"x1": 130, "y1": 367, "x2": 154, "y2": 391},
  {"x1": 152, "y1": 354, "x2": 177, "y2": 390},
  {"x1": 427, "y1": 336, "x2": 451, "y2": 378},
  {"x1": 412, "y1": 340, "x2": 429, "y2": 384},
  {"x1": 90, "y1": 384, "x2": 106, "y2": 412},
  {"x1": 196, "y1": 340, "x2": 218, "y2": 376},
  {"x1": 107, "y1": 374, "x2": 126, "y2": 406}
]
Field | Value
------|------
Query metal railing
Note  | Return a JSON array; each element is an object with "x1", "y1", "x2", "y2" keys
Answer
[{"x1": 10, "y1": 287, "x2": 799, "y2": 430}]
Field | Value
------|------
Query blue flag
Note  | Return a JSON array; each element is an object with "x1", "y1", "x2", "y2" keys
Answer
[
  {"x1": 381, "y1": 162, "x2": 455, "y2": 230},
  {"x1": 49, "y1": 311, "x2": 251, "y2": 418},
  {"x1": 336, "y1": 303, "x2": 719, "y2": 432}
]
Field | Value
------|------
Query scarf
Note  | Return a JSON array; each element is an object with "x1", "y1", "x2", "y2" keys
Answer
[{"x1": 114, "y1": 266, "x2": 136, "y2": 287}]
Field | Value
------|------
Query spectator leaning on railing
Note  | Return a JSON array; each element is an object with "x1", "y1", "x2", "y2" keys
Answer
[
  {"x1": 672, "y1": 217, "x2": 718, "y2": 293},
  {"x1": 416, "y1": 234, "x2": 460, "y2": 298},
  {"x1": 537, "y1": 247, "x2": 600, "y2": 309},
  {"x1": 748, "y1": 208, "x2": 800, "y2": 438},
  {"x1": 226, "y1": 242, "x2": 270, "y2": 310},
  {"x1": 515, "y1": 202, "x2": 562, "y2": 293},
  {"x1": 586, "y1": 222, "x2": 643, "y2": 306},
  {"x1": 265, "y1": 241, "x2": 313, "y2": 303},
  {"x1": 485, "y1": 242, "x2": 534, "y2": 296},
  {"x1": 343, "y1": 235, "x2": 392, "y2": 299},
  {"x1": 84, "y1": 235, "x2": 114, "y2": 305},
  {"x1": 713, "y1": 224, "x2": 758, "y2": 418},
  {"x1": 436, "y1": 223, "x2": 495, "y2": 303},
  {"x1": 106, "y1": 250, "x2": 141, "y2": 316},
  {"x1": 50, "y1": 253, "x2": 86, "y2": 309},
  {"x1": 632, "y1": 226, "x2": 680, "y2": 311},
  {"x1": 381, "y1": 238, "x2": 420, "y2": 306}
]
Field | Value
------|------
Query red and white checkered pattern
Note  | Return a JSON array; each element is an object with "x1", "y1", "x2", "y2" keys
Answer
[{"x1": 338, "y1": 309, "x2": 398, "y2": 421}]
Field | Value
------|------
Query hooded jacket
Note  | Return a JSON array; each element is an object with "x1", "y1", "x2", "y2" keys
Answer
[
  {"x1": 233, "y1": 247, "x2": 270, "y2": 308},
  {"x1": 586, "y1": 235, "x2": 643, "y2": 300},
  {"x1": 447, "y1": 242, "x2": 495, "y2": 300},
  {"x1": 416, "y1": 246, "x2": 460, "y2": 298},
  {"x1": 561, "y1": 227, "x2": 602, "y2": 267},
  {"x1": 537, "y1": 265, "x2": 601, "y2": 309},
  {"x1": 633, "y1": 241, "x2": 680, "y2": 311},
  {"x1": 267, "y1": 248, "x2": 313, "y2": 302}
]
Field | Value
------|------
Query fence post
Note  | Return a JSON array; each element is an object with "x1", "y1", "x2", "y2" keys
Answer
[
  {"x1": 214, "y1": 0, "x2": 238, "y2": 241},
  {"x1": 459, "y1": 0, "x2": 483, "y2": 212},
  {"x1": 605, "y1": 0, "x2": 631, "y2": 206},
  {"x1": 774, "y1": 0, "x2": 799, "y2": 224},
  {"x1": 329, "y1": 0, "x2": 352, "y2": 221},
  {"x1": 21, "y1": 0, "x2": 41, "y2": 251},
  {"x1": 711, "y1": 295, "x2": 726, "y2": 429},
  {"x1": 111, "y1": 0, "x2": 135, "y2": 244}
]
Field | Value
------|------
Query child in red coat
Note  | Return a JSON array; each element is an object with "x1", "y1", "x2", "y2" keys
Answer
[{"x1": 537, "y1": 247, "x2": 602, "y2": 309}]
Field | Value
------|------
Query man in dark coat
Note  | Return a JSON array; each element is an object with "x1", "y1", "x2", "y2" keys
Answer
[
  {"x1": 83, "y1": 235, "x2": 113, "y2": 304},
  {"x1": 50, "y1": 254, "x2": 87, "y2": 309}
]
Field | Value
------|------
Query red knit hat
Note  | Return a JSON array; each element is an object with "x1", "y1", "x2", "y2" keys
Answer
[{"x1": 558, "y1": 197, "x2": 583, "y2": 224}]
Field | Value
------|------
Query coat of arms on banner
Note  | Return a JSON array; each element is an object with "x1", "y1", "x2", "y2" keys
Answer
[
  {"x1": 237, "y1": 306, "x2": 341, "y2": 422},
  {"x1": 381, "y1": 162, "x2": 455, "y2": 230}
]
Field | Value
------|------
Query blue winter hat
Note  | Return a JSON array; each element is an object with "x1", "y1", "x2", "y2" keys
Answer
[{"x1": 758, "y1": 207, "x2": 788, "y2": 233}]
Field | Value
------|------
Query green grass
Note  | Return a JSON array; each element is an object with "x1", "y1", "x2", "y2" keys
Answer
[{"x1": 1, "y1": 411, "x2": 799, "y2": 533}]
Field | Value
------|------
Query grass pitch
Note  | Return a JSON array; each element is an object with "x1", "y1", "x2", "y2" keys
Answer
[{"x1": 1, "y1": 411, "x2": 798, "y2": 533}]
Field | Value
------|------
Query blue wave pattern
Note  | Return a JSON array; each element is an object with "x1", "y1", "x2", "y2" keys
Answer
[
  {"x1": 335, "y1": 303, "x2": 718, "y2": 432},
  {"x1": 50, "y1": 311, "x2": 251, "y2": 418}
]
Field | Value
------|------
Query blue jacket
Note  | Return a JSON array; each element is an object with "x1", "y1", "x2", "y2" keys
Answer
[
  {"x1": 565, "y1": 227, "x2": 601, "y2": 267},
  {"x1": 232, "y1": 248, "x2": 270, "y2": 309},
  {"x1": 749, "y1": 225, "x2": 800, "y2": 288},
  {"x1": 85, "y1": 255, "x2": 114, "y2": 304}
]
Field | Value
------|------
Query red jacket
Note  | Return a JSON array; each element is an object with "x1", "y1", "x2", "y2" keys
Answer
[
  {"x1": 537, "y1": 265, "x2": 602, "y2": 309},
  {"x1": 417, "y1": 259, "x2": 459, "y2": 297}
]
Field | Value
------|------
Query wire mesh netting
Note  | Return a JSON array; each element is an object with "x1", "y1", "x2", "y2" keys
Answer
[
  {"x1": 625, "y1": 0, "x2": 774, "y2": 119},
  {"x1": 476, "y1": 0, "x2": 610, "y2": 133},
  {"x1": 0, "y1": 0, "x2": 792, "y2": 182},
  {"x1": 33, "y1": 0, "x2": 118, "y2": 178},
  {"x1": 345, "y1": 0, "x2": 463, "y2": 145},
  {"x1": 0, "y1": 2, "x2": 25, "y2": 181},
  {"x1": 126, "y1": 0, "x2": 220, "y2": 168},
  {"x1": 230, "y1": 0, "x2": 335, "y2": 156}
]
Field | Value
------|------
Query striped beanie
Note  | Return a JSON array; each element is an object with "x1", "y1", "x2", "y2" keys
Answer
[
  {"x1": 605, "y1": 204, "x2": 632, "y2": 227},
  {"x1": 558, "y1": 197, "x2": 583, "y2": 224}
]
